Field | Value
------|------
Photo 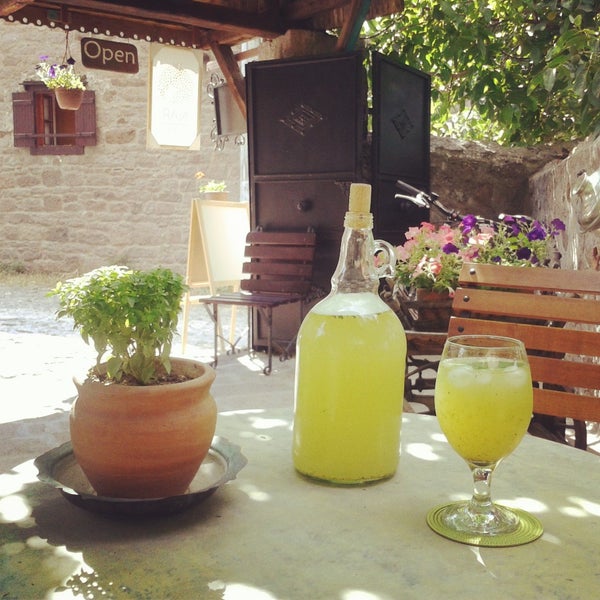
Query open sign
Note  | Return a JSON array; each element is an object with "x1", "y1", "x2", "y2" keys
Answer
[{"x1": 81, "y1": 38, "x2": 139, "y2": 73}]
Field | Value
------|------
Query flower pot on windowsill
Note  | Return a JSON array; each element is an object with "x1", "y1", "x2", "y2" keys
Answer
[{"x1": 54, "y1": 87, "x2": 84, "y2": 110}]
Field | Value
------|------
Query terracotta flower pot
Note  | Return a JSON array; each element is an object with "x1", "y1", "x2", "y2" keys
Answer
[
  {"x1": 55, "y1": 88, "x2": 84, "y2": 110},
  {"x1": 70, "y1": 358, "x2": 217, "y2": 499}
]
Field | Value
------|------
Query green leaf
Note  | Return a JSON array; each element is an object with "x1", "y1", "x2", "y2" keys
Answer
[
  {"x1": 364, "y1": 0, "x2": 600, "y2": 145},
  {"x1": 543, "y1": 68, "x2": 557, "y2": 92}
]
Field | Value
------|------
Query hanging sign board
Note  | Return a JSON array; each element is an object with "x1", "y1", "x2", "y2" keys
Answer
[{"x1": 81, "y1": 38, "x2": 139, "y2": 73}]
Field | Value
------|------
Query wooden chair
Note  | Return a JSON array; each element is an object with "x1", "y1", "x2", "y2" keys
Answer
[
  {"x1": 197, "y1": 229, "x2": 317, "y2": 375},
  {"x1": 449, "y1": 262, "x2": 600, "y2": 450}
]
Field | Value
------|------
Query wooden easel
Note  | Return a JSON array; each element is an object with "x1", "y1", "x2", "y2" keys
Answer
[{"x1": 181, "y1": 199, "x2": 249, "y2": 352}]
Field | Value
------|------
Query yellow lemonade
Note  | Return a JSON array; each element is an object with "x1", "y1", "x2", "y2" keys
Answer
[
  {"x1": 292, "y1": 293, "x2": 407, "y2": 483},
  {"x1": 435, "y1": 357, "x2": 533, "y2": 463}
]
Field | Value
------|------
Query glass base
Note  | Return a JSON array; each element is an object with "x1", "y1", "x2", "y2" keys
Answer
[
  {"x1": 440, "y1": 500, "x2": 520, "y2": 535},
  {"x1": 427, "y1": 502, "x2": 544, "y2": 547}
]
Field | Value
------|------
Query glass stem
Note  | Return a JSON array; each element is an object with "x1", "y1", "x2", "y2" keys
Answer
[{"x1": 468, "y1": 463, "x2": 497, "y2": 514}]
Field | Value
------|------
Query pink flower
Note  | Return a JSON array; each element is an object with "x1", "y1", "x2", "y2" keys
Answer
[
  {"x1": 427, "y1": 259, "x2": 442, "y2": 275},
  {"x1": 404, "y1": 226, "x2": 422, "y2": 241},
  {"x1": 419, "y1": 222, "x2": 436, "y2": 233}
]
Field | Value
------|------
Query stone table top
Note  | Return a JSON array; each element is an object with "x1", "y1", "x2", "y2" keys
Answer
[{"x1": 1, "y1": 408, "x2": 599, "y2": 599}]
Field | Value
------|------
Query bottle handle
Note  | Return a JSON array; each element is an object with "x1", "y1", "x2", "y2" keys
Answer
[{"x1": 374, "y1": 239, "x2": 397, "y2": 278}]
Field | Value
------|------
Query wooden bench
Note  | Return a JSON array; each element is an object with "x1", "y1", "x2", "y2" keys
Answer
[
  {"x1": 450, "y1": 262, "x2": 600, "y2": 449},
  {"x1": 196, "y1": 229, "x2": 316, "y2": 375}
]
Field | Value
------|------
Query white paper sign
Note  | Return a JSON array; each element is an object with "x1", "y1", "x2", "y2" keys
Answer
[{"x1": 149, "y1": 45, "x2": 202, "y2": 148}]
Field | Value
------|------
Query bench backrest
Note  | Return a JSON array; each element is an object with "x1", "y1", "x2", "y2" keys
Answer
[
  {"x1": 240, "y1": 230, "x2": 317, "y2": 296},
  {"x1": 450, "y1": 262, "x2": 600, "y2": 431}
]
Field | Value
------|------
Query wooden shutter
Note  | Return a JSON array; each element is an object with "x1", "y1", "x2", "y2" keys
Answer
[
  {"x1": 12, "y1": 91, "x2": 35, "y2": 148},
  {"x1": 75, "y1": 91, "x2": 97, "y2": 147}
]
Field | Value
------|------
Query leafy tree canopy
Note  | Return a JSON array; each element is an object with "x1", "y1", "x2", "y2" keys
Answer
[{"x1": 362, "y1": 0, "x2": 600, "y2": 145}]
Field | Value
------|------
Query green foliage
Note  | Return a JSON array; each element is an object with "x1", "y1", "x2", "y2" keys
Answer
[
  {"x1": 49, "y1": 266, "x2": 187, "y2": 385},
  {"x1": 35, "y1": 57, "x2": 86, "y2": 90},
  {"x1": 363, "y1": 0, "x2": 600, "y2": 145},
  {"x1": 199, "y1": 180, "x2": 227, "y2": 193},
  {"x1": 194, "y1": 171, "x2": 227, "y2": 193}
]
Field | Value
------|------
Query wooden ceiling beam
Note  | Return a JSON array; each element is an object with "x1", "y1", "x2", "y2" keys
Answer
[
  {"x1": 0, "y1": 0, "x2": 34, "y2": 17},
  {"x1": 11, "y1": 0, "x2": 287, "y2": 39},
  {"x1": 335, "y1": 0, "x2": 371, "y2": 51},
  {"x1": 209, "y1": 40, "x2": 247, "y2": 121},
  {"x1": 283, "y1": 0, "x2": 350, "y2": 21}
]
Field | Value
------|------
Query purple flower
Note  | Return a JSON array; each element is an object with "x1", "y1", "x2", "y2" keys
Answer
[
  {"x1": 443, "y1": 243, "x2": 460, "y2": 254},
  {"x1": 49, "y1": 65, "x2": 56, "y2": 78},
  {"x1": 460, "y1": 214, "x2": 478, "y2": 234},
  {"x1": 501, "y1": 215, "x2": 520, "y2": 236},
  {"x1": 551, "y1": 218, "x2": 566, "y2": 234},
  {"x1": 516, "y1": 247, "x2": 532, "y2": 260},
  {"x1": 527, "y1": 221, "x2": 547, "y2": 241}
]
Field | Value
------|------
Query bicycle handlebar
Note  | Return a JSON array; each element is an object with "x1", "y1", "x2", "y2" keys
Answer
[{"x1": 395, "y1": 178, "x2": 462, "y2": 223}]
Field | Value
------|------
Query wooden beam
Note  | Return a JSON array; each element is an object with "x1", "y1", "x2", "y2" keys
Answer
[
  {"x1": 335, "y1": 0, "x2": 371, "y2": 51},
  {"x1": 209, "y1": 41, "x2": 247, "y2": 121},
  {"x1": 18, "y1": 0, "x2": 286, "y2": 39},
  {"x1": 284, "y1": 0, "x2": 350, "y2": 21},
  {"x1": 0, "y1": 0, "x2": 34, "y2": 17}
]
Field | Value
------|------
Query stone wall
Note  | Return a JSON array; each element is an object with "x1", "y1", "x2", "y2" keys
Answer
[
  {"x1": 429, "y1": 137, "x2": 572, "y2": 222},
  {"x1": 528, "y1": 135, "x2": 600, "y2": 271}
]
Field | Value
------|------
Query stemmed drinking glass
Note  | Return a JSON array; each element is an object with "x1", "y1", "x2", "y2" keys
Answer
[{"x1": 430, "y1": 335, "x2": 538, "y2": 541}]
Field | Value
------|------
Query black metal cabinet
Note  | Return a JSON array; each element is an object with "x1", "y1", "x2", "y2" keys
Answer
[
  {"x1": 246, "y1": 51, "x2": 430, "y2": 347},
  {"x1": 372, "y1": 52, "x2": 431, "y2": 245}
]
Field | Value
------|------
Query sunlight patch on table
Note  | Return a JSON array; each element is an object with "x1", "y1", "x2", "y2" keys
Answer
[
  {"x1": 341, "y1": 589, "x2": 395, "y2": 600},
  {"x1": 568, "y1": 496, "x2": 600, "y2": 516},
  {"x1": 541, "y1": 531, "x2": 561, "y2": 545},
  {"x1": 560, "y1": 495, "x2": 600, "y2": 518},
  {"x1": 0, "y1": 494, "x2": 31, "y2": 522},
  {"x1": 238, "y1": 482, "x2": 271, "y2": 502},
  {"x1": 405, "y1": 442, "x2": 442, "y2": 461},
  {"x1": 249, "y1": 417, "x2": 290, "y2": 430},
  {"x1": 0, "y1": 460, "x2": 39, "y2": 524},
  {"x1": 217, "y1": 582, "x2": 279, "y2": 599},
  {"x1": 502, "y1": 497, "x2": 547, "y2": 514}
]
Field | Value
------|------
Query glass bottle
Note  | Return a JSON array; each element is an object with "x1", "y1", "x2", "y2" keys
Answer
[{"x1": 292, "y1": 183, "x2": 407, "y2": 484}]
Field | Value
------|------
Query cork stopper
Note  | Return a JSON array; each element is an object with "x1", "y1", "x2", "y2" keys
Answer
[
  {"x1": 348, "y1": 183, "x2": 371, "y2": 213},
  {"x1": 345, "y1": 183, "x2": 373, "y2": 229}
]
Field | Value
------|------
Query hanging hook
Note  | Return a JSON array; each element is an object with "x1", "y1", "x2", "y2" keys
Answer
[{"x1": 62, "y1": 30, "x2": 75, "y2": 66}]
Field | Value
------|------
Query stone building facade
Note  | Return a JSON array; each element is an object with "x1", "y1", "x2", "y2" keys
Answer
[
  {"x1": 0, "y1": 20, "x2": 242, "y2": 275},
  {"x1": 1, "y1": 20, "x2": 598, "y2": 276}
]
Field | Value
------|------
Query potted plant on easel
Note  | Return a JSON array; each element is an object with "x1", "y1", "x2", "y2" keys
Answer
[
  {"x1": 49, "y1": 265, "x2": 217, "y2": 499},
  {"x1": 195, "y1": 171, "x2": 229, "y2": 201}
]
